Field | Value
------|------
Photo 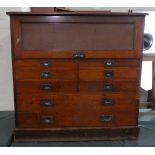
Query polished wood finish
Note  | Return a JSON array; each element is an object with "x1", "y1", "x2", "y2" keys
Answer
[
  {"x1": 79, "y1": 59, "x2": 140, "y2": 68},
  {"x1": 16, "y1": 92, "x2": 138, "y2": 113},
  {"x1": 79, "y1": 68, "x2": 139, "y2": 81},
  {"x1": 16, "y1": 82, "x2": 77, "y2": 93},
  {"x1": 8, "y1": 13, "x2": 145, "y2": 59},
  {"x1": 7, "y1": 12, "x2": 146, "y2": 141},
  {"x1": 79, "y1": 81, "x2": 139, "y2": 92},
  {"x1": 15, "y1": 59, "x2": 77, "y2": 68},
  {"x1": 17, "y1": 108, "x2": 137, "y2": 128},
  {"x1": 16, "y1": 68, "x2": 77, "y2": 81}
]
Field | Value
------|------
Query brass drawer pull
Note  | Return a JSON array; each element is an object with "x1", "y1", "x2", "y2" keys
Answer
[
  {"x1": 41, "y1": 99, "x2": 54, "y2": 106},
  {"x1": 104, "y1": 83, "x2": 113, "y2": 91},
  {"x1": 73, "y1": 51, "x2": 85, "y2": 59},
  {"x1": 100, "y1": 115, "x2": 113, "y2": 122},
  {"x1": 41, "y1": 116, "x2": 54, "y2": 124},
  {"x1": 104, "y1": 71, "x2": 114, "y2": 78},
  {"x1": 104, "y1": 59, "x2": 115, "y2": 67},
  {"x1": 41, "y1": 60, "x2": 52, "y2": 67},
  {"x1": 102, "y1": 98, "x2": 114, "y2": 105},
  {"x1": 41, "y1": 84, "x2": 53, "y2": 91},
  {"x1": 41, "y1": 71, "x2": 52, "y2": 78}
]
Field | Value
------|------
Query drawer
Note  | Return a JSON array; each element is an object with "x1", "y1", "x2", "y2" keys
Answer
[
  {"x1": 79, "y1": 59, "x2": 140, "y2": 69},
  {"x1": 79, "y1": 81, "x2": 139, "y2": 92},
  {"x1": 15, "y1": 59, "x2": 77, "y2": 69},
  {"x1": 79, "y1": 68, "x2": 139, "y2": 81},
  {"x1": 17, "y1": 107, "x2": 138, "y2": 128},
  {"x1": 16, "y1": 82, "x2": 77, "y2": 93},
  {"x1": 16, "y1": 92, "x2": 138, "y2": 113},
  {"x1": 16, "y1": 68, "x2": 77, "y2": 81},
  {"x1": 17, "y1": 93, "x2": 76, "y2": 113},
  {"x1": 17, "y1": 112, "x2": 39, "y2": 128}
]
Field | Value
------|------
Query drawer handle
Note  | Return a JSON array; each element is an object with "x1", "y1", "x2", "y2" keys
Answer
[
  {"x1": 41, "y1": 116, "x2": 54, "y2": 124},
  {"x1": 100, "y1": 115, "x2": 113, "y2": 122},
  {"x1": 73, "y1": 51, "x2": 85, "y2": 59},
  {"x1": 104, "y1": 71, "x2": 114, "y2": 78},
  {"x1": 104, "y1": 83, "x2": 113, "y2": 91},
  {"x1": 41, "y1": 60, "x2": 52, "y2": 67},
  {"x1": 41, "y1": 99, "x2": 54, "y2": 106},
  {"x1": 41, "y1": 84, "x2": 53, "y2": 91},
  {"x1": 41, "y1": 71, "x2": 52, "y2": 78},
  {"x1": 104, "y1": 59, "x2": 114, "y2": 67},
  {"x1": 102, "y1": 98, "x2": 114, "y2": 105}
]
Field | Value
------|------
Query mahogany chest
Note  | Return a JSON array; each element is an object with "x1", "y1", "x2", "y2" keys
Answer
[{"x1": 7, "y1": 12, "x2": 146, "y2": 141}]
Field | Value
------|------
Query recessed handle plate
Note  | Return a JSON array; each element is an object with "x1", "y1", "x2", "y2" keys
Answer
[
  {"x1": 104, "y1": 83, "x2": 113, "y2": 91},
  {"x1": 100, "y1": 115, "x2": 113, "y2": 122},
  {"x1": 41, "y1": 60, "x2": 52, "y2": 67},
  {"x1": 102, "y1": 98, "x2": 114, "y2": 105},
  {"x1": 73, "y1": 51, "x2": 85, "y2": 59},
  {"x1": 104, "y1": 59, "x2": 115, "y2": 67},
  {"x1": 41, "y1": 116, "x2": 54, "y2": 124},
  {"x1": 41, "y1": 84, "x2": 53, "y2": 91},
  {"x1": 104, "y1": 71, "x2": 114, "y2": 78},
  {"x1": 41, "y1": 99, "x2": 54, "y2": 106},
  {"x1": 41, "y1": 71, "x2": 52, "y2": 78}
]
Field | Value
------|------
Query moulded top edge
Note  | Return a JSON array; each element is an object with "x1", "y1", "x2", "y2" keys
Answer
[{"x1": 6, "y1": 12, "x2": 148, "y2": 16}]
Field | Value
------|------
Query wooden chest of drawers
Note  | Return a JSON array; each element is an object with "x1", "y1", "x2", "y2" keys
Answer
[{"x1": 7, "y1": 12, "x2": 146, "y2": 141}]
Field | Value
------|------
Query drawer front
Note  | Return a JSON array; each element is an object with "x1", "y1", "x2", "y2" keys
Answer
[
  {"x1": 17, "y1": 112, "x2": 39, "y2": 128},
  {"x1": 79, "y1": 68, "x2": 139, "y2": 81},
  {"x1": 15, "y1": 59, "x2": 77, "y2": 69},
  {"x1": 16, "y1": 92, "x2": 138, "y2": 113},
  {"x1": 17, "y1": 107, "x2": 137, "y2": 128},
  {"x1": 16, "y1": 68, "x2": 77, "y2": 81},
  {"x1": 16, "y1": 82, "x2": 77, "y2": 93},
  {"x1": 79, "y1": 81, "x2": 138, "y2": 92},
  {"x1": 79, "y1": 59, "x2": 140, "y2": 69},
  {"x1": 13, "y1": 15, "x2": 144, "y2": 58}
]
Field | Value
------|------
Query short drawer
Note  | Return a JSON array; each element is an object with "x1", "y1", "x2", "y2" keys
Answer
[
  {"x1": 79, "y1": 59, "x2": 140, "y2": 69},
  {"x1": 15, "y1": 59, "x2": 77, "y2": 69},
  {"x1": 79, "y1": 81, "x2": 139, "y2": 92},
  {"x1": 16, "y1": 68, "x2": 77, "y2": 81},
  {"x1": 16, "y1": 93, "x2": 76, "y2": 113},
  {"x1": 17, "y1": 107, "x2": 138, "y2": 128},
  {"x1": 79, "y1": 68, "x2": 139, "y2": 81},
  {"x1": 16, "y1": 92, "x2": 138, "y2": 113},
  {"x1": 16, "y1": 81, "x2": 77, "y2": 93},
  {"x1": 17, "y1": 112, "x2": 39, "y2": 128}
]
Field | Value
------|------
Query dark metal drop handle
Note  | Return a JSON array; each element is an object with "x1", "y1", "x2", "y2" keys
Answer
[
  {"x1": 104, "y1": 71, "x2": 114, "y2": 78},
  {"x1": 105, "y1": 59, "x2": 115, "y2": 67},
  {"x1": 41, "y1": 71, "x2": 52, "y2": 78},
  {"x1": 73, "y1": 52, "x2": 85, "y2": 59},
  {"x1": 41, "y1": 84, "x2": 53, "y2": 91},
  {"x1": 102, "y1": 99, "x2": 114, "y2": 105},
  {"x1": 41, "y1": 99, "x2": 54, "y2": 106},
  {"x1": 41, "y1": 116, "x2": 54, "y2": 124},
  {"x1": 101, "y1": 115, "x2": 113, "y2": 122},
  {"x1": 41, "y1": 60, "x2": 52, "y2": 67},
  {"x1": 104, "y1": 83, "x2": 113, "y2": 91}
]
